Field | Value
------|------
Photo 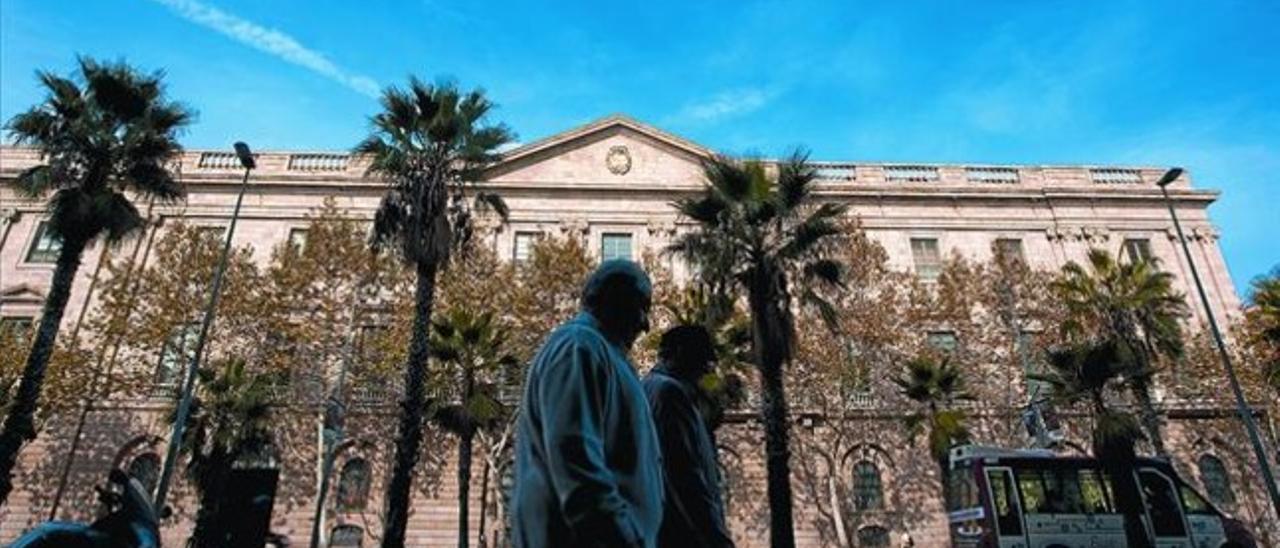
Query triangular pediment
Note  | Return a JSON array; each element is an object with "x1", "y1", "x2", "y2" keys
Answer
[
  {"x1": 0, "y1": 284, "x2": 45, "y2": 304},
  {"x1": 485, "y1": 114, "x2": 712, "y2": 188}
]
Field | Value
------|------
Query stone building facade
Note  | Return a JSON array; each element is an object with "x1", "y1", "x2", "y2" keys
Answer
[{"x1": 0, "y1": 115, "x2": 1275, "y2": 546}]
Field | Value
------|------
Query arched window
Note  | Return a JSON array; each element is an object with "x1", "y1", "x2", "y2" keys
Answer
[
  {"x1": 126, "y1": 452, "x2": 161, "y2": 495},
  {"x1": 336, "y1": 458, "x2": 371, "y2": 511},
  {"x1": 1197, "y1": 454, "x2": 1235, "y2": 506},
  {"x1": 856, "y1": 525, "x2": 890, "y2": 546},
  {"x1": 851, "y1": 460, "x2": 883, "y2": 511},
  {"x1": 329, "y1": 524, "x2": 363, "y2": 547}
]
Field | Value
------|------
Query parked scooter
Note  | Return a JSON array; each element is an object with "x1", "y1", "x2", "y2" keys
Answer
[{"x1": 10, "y1": 469, "x2": 160, "y2": 547}]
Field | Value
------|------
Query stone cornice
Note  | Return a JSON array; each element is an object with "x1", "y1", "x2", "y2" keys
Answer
[{"x1": 1, "y1": 139, "x2": 1208, "y2": 196}]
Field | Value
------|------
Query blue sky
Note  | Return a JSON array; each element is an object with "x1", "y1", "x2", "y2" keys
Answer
[{"x1": 2, "y1": 0, "x2": 1277, "y2": 292}]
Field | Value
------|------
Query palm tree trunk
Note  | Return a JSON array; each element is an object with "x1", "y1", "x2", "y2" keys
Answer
[
  {"x1": 749, "y1": 274, "x2": 796, "y2": 548},
  {"x1": 1090, "y1": 403, "x2": 1154, "y2": 548},
  {"x1": 382, "y1": 260, "x2": 440, "y2": 547},
  {"x1": 1131, "y1": 381, "x2": 1166, "y2": 456},
  {"x1": 1102, "y1": 456, "x2": 1153, "y2": 548},
  {"x1": 0, "y1": 236, "x2": 87, "y2": 506},
  {"x1": 476, "y1": 454, "x2": 491, "y2": 548},
  {"x1": 1117, "y1": 320, "x2": 1166, "y2": 456},
  {"x1": 760, "y1": 361, "x2": 795, "y2": 548},
  {"x1": 458, "y1": 431, "x2": 473, "y2": 548}
]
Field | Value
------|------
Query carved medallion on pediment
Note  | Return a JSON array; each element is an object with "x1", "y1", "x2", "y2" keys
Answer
[{"x1": 606, "y1": 145, "x2": 632, "y2": 175}]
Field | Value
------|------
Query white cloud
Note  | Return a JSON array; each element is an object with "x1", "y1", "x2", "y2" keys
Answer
[
  {"x1": 670, "y1": 87, "x2": 778, "y2": 125},
  {"x1": 150, "y1": 0, "x2": 380, "y2": 98}
]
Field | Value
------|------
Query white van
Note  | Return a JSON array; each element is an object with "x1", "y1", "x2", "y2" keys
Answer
[{"x1": 945, "y1": 446, "x2": 1257, "y2": 548}]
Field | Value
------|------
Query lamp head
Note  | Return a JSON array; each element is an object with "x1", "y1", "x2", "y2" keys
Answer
[
  {"x1": 1156, "y1": 167, "x2": 1183, "y2": 188},
  {"x1": 233, "y1": 142, "x2": 256, "y2": 170}
]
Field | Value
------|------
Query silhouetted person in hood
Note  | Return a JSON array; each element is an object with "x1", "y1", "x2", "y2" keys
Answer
[
  {"x1": 643, "y1": 325, "x2": 735, "y2": 548},
  {"x1": 512, "y1": 260, "x2": 663, "y2": 548}
]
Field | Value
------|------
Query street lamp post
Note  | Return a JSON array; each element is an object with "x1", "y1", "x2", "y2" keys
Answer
[
  {"x1": 152, "y1": 142, "x2": 256, "y2": 513},
  {"x1": 1157, "y1": 167, "x2": 1280, "y2": 519}
]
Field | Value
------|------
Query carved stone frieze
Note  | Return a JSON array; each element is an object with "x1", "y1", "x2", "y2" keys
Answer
[
  {"x1": 1191, "y1": 225, "x2": 1220, "y2": 242},
  {"x1": 646, "y1": 220, "x2": 677, "y2": 239},
  {"x1": 1080, "y1": 226, "x2": 1110, "y2": 244},
  {"x1": 558, "y1": 217, "x2": 589, "y2": 239}
]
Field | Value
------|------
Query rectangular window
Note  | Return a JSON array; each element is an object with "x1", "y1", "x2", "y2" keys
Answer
[
  {"x1": 25, "y1": 221, "x2": 62, "y2": 263},
  {"x1": 842, "y1": 341, "x2": 871, "y2": 391},
  {"x1": 513, "y1": 231, "x2": 537, "y2": 263},
  {"x1": 1122, "y1": 238, "x2": 1153, "y2": 264},
  {"x1": 994, "y1": 238, "x2": 1025, "y2": 264},
  {"x1": 910, "y1": 238, "x2": 942, "y2": 281},
  {"x1": 926, "y1": 331, "x2": 958, "y2": 353},
  {"x1": 288, "y1": 228, "x2": 308, "y2": 251},
  {"x1": 155, "y1": 323, "x2": 199, "y2": 387},
  {"x1": 601, "y1": 233, "x2": 633, "y2": 261},
  {"x1": 0, "y1": 316, "x2": 34, "y2": 343},
  {"x1": 355, "y1": 325, "x2": 388, "y2": 363}
]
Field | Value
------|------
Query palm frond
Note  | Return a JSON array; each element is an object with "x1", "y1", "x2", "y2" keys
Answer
[
  {"x1": 777, "y1": 203, "x2": 847, "y2": 260},
  {"x1": 775, "y1": 149, "x2": 817, "y2": 211},
  {"x1": 124, "y1": 160, "x2": 184, "y2": 203},
  {"x1": 799, "y1": 289, "x2": 839, "y2": 331},
  {"x1": 11, "y1": 165, "x2": 55, "y2": 198},
  {"x1": 674, "y1": 195, "x2": 728, "y2": 226},
  {"x1": 98, "y1": 192, "x2": 145, "y2": 244},
  {"x1": 702, "y1": 156, "x2": 754, "y2": 202},
  {"x1": 473, "y1": 191, "x2": 509, "y2": 221},
  {"x1": 369, "y1": 195, "x2": 407, "y2": 255},
  {"x1": 5, "y1": 109, "x2": 60, "y2": 146},
  {"x1": 801, "y1": 258, "x2": 844, "y2": 289}
]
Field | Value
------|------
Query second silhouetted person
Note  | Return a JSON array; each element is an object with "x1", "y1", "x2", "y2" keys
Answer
[{"x1": 643, "y1": 325, "x2": 735, "y2": 548}]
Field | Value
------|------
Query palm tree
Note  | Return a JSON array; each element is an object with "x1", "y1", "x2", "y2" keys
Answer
[
  {"x1": 670, "y1": 151, "x2": 846, "y2": 548},
  {"x1": 0, "y1": 57, "x2": 191, "y2": 504},
  {"x1": 893, "y1": 356, "x2": 971, "y2": 493},
  {"x1": 1035, "y1": 339, "x2": 1152, "y2": 547},
  {"x1": 355, "y1": 78, "x2": 513, "y2": 546},
  {"x1": 174, "y1": 359, "x2": 274, "y2": 548},
  {"x1": 1055, "y1": 248, "x2": 1188, "y2": 456},
  {"x1": 427, "y1": 307, "x2": 513, "y2": 548}
]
